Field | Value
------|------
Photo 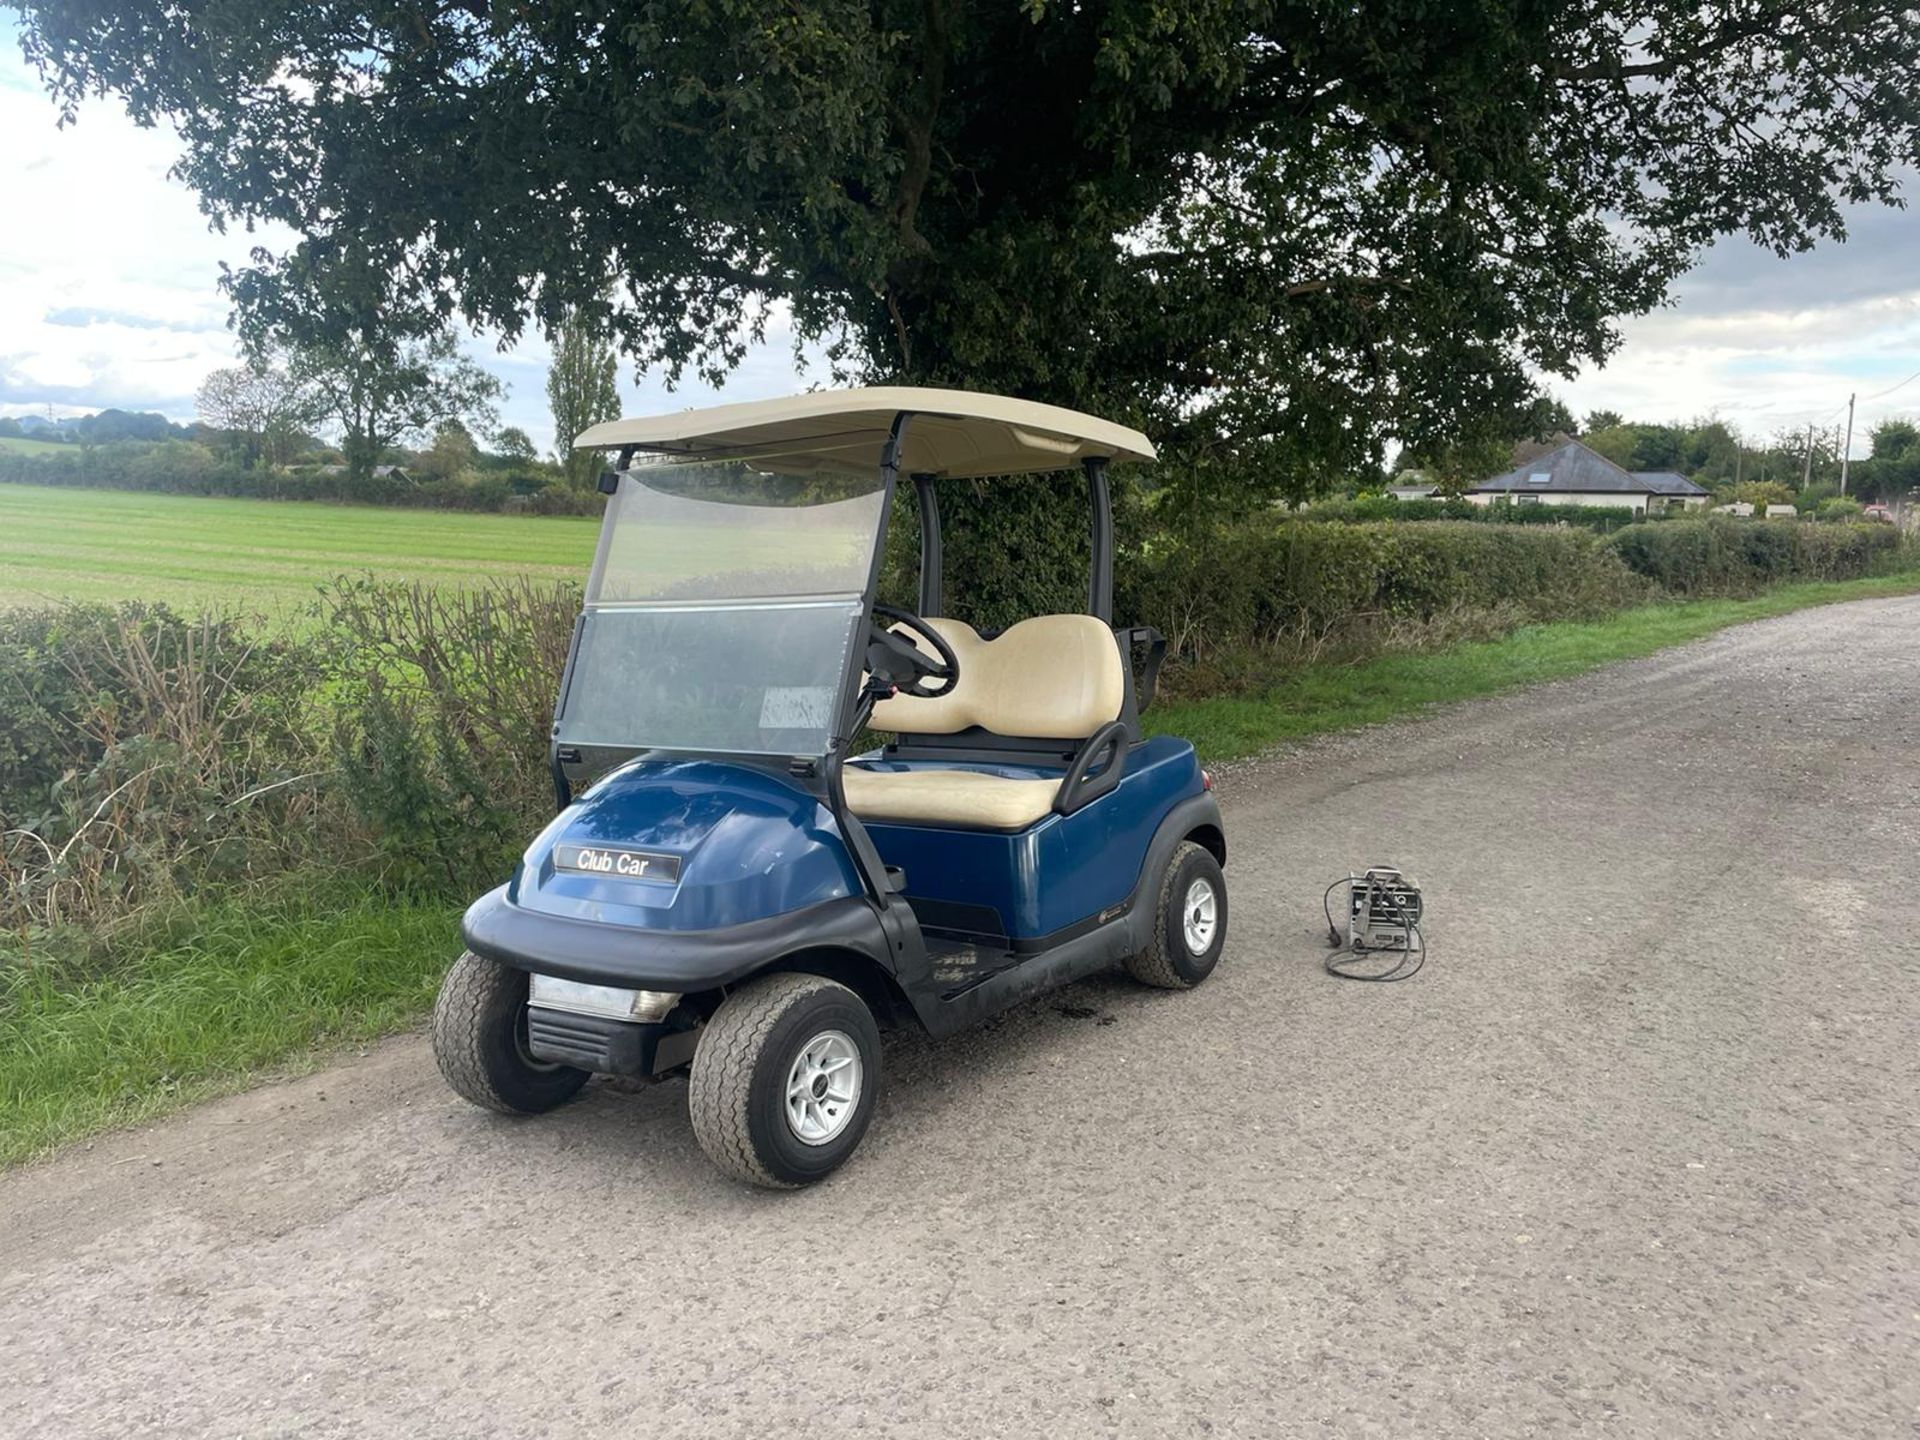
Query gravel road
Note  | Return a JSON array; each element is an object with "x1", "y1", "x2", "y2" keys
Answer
[{"x1": 4, "y1": 597, "x2": 1918, "y2": 1438}]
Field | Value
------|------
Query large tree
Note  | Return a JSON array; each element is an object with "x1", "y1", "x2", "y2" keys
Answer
[
  {"x1": 545, "y1": 306, "x2": 621, "y2": 488},
  {"x1": 287, "y1": 324, "x2": 502, "y2": 478},
  {"x1": 16, "y1": 3, "x2": 1920, "y2": 504},
  {"x1": 195, "y1": 362, "x2": 315, "y2": 468}
]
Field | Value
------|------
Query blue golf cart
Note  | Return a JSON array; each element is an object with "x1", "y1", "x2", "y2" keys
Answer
[{"x1": 433, "y1": 388, "x2": 1228, "y2": 1185}]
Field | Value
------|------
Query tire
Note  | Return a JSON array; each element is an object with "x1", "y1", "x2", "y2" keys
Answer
[
  {"x1": 1125, "y1": 840, "x2": 1228, "y2": 990},
  {"x1": 688, "y1": 973, "x2": 882, "y2": 1188},
  {"x1": 432, "y1": 950, "x2": 591, "y2": 1115}
]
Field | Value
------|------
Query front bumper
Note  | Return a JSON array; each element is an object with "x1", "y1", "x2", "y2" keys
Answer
[
  {"x1": 524, "y1": 1008, "x2": 699, "y2": 1077},
  {"x1": 461, "y1": 886, "x2": 894, "y2": 992}
]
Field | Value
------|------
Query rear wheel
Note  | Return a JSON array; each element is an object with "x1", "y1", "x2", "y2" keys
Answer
[
  {"x1": 432, "y1": 951, "x2": 590, "y2": 1114},
  {"x1": 688, "y1": 973, "x2": 882, "y2": 1188},
  {"x1": 1125, "y1": 840, "x2": 1228, "y2": 989}
]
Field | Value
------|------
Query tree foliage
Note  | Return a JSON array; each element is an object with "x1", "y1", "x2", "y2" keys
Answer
[
  {"x1": 546, "y1": 305, "x2": 620, "y2": 488},
  {"x1": 16, "y1": 2, "x2": 1920, "y2": 503},
  {"x1": 286, "y1": 324, "x2": 502, "y2": 478},
  {"x1": 195, "y1": 363, "x2": 316, "y2": 468},
  {"x1": 494, "y1": 426, "x2": 538, "y2": 464}
]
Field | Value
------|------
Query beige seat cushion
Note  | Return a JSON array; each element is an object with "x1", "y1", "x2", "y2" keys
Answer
[
  {"x1": 868, "y1": 615, "x2": 1124, "y2": 740},
  {"x1": 841, "y1": 765, "x2": 1060, "y2": 831}
]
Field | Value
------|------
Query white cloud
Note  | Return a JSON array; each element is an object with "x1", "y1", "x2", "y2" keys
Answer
[{"x1": 1559, "y1": 208, "x2": 1920, "y2": 452}]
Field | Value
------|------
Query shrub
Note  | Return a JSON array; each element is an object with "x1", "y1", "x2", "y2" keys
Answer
[
  {"x1": 1122, "y1": 518, "x2": 1647, "y2": 685},
  {"x1": 321, "y1": 577, "x2": 580, "y2": 893},
  {"x1": 1605, "y1": 516, "x2": 1905, "y2": 595},
  {"x1": 0, "y1": 604, "x2": 328, "y2": 930}
]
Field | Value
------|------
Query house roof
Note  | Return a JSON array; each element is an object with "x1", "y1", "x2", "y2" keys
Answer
[
  {"x1": 1471, "y1": 440, "x2": 1707, "y2": 496},
  {"x1": 574, "y1": 386, "x2": 1155, "y2": 479},
  {"x1": 1634, "y1": 470, "x2": 1711, "y2": 496}
]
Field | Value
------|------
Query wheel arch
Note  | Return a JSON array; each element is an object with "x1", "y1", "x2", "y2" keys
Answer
[
  {"x1": 1186, "y1": 820, "x2": 1226, "y2": 867},
  {"x1": 724, "y1": 946, "x2": 915, "y2": 1029}
]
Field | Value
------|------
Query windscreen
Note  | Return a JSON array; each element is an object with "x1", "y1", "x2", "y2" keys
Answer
[{"x1": 556, "y1": 461, "x2": 885, "y2": 757}]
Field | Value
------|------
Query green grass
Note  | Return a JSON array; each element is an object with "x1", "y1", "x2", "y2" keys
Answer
[
  {"x1": 0, "y1": 890, "x2": 460, "y2": 1166},
  {"x1": 0, "y1": 481, "x2": 600, "y2": 614},
  {"x1": 1147, "y1": 571, "x2": 1920, "y2": 762},
  {"x1": 0, "y1": 435, "x2": 73, "y2": 458}
]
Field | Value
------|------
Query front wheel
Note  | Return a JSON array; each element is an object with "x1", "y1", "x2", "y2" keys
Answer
[
  {"x1": 432, "y1": 951, "x2": 590, "y2": 1114},
  {"x1": 688, "y1": 973, "x2": 882, "y2": 1188},
  {"x1": 1125, "y1": 840, "x2": 1228, "y2": 989}
]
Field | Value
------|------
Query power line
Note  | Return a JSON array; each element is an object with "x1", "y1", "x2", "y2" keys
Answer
[{"x1": 1861, "y1": 364, "x2": 1920, "y2": 404}]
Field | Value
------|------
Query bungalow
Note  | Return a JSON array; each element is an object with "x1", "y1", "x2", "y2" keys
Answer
[{"x1": 1466, "y1": 440, "x2": 1710, "y2": 515}]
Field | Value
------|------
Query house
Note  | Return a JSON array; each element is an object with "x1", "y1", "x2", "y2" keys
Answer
[
  {"x1": 1386, "y1": 483, "x2": 1438, "y2": 501},
  {"x1": 1466, "y1": 440, "x2": 1711, "y2": 515},
  {"x1": 313, "y1": 463, "x2": 413, "y2": 483}
]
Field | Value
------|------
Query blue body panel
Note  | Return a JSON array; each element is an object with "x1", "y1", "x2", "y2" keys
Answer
[
  {"x1": 854, "y1": 735, "x2": 1204, "y2": 940},
  {"x1": 510, "y1": 759, "x2": 860, "y2": 932}
]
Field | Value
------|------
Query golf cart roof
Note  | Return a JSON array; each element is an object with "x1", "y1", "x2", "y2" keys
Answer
[{"x1": 573, "y1": 386, "x2": 1154, "y2": 479}]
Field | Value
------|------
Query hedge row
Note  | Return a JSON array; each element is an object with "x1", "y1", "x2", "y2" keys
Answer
[
  {"x1": 1117, "y1": 520, "x2": 1649, "y2": 665},
  {"x1": 0, "y1": 445, "x2": 603, "y2": 515},
  {"x1": 1603, "y1": 516, "x2": 1906, "y2": 595},
  {"x1": 1300, "y1": 494, "x2": 1655, "y2": 532},
  {"x1": 2, "y1": 516, "x2": 1910, "y2": 931}
]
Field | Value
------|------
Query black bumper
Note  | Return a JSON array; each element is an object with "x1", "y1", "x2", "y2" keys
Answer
[
  {"x1": 524, "y1": 1008, "x2": 699, "y2": 1077},
  {"x1": 460, "y1": 886, "x2": 893, "y2": 991}
]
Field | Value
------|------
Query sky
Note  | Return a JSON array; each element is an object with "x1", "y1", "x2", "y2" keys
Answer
[{"x1": 3, "y1": 20, "x2": 1918, "y2": 460}]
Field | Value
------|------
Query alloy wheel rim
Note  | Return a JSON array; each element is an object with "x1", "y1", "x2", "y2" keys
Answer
[
  {"x1": 785, "y1": 1029, "x2": 863, "y2": 1146},
  {"x1": 1182, "y1": 878, "x2": 1218, "y2": 954}
]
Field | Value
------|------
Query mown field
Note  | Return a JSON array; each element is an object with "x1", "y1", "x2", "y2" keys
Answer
[
  {"x1": 0, "y1": 436, "x2": 73, "y2": 458},
  {"x1": 0, "y1": 481, "x2": 600, "y2": 613}
]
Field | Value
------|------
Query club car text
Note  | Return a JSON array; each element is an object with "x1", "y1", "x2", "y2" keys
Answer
[{"x1": 554, "y1": 845, "x2": 682, "y2": 884}]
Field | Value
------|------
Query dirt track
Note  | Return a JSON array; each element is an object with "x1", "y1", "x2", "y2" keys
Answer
[{"x1": 4, "y1": 597, "x2": 1918, "y2": 1438}]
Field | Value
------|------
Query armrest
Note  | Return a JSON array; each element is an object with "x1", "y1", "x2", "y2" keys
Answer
[{"x1": 1053, "y1": 720, "x2": 1129, "y2": 816}]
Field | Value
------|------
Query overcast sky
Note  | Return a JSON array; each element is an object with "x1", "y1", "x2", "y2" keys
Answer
[{"x1": 3, "y1": 21, "x2": 1917, "y2": 459}]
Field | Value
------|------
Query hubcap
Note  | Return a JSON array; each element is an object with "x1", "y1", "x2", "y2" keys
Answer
[
  {"x1": 1182, "y1": 878, "x2": 1218, "y2": 954},
  {"x1": 784, "y1": 1030, "x2": 863, "y2": 1146}
]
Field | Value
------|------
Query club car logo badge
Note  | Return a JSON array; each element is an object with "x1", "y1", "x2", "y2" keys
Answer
[{"x1": 554, "y1": 845, "x2": 682, "y2": 884}]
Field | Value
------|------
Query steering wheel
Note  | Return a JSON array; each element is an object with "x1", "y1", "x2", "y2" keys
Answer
[{"x1": 867, "y1": 603, "x2": 961, "y2": 699}]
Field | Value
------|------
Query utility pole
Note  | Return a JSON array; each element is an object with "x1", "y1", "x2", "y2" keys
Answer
[
  {"x1": 1840, "y1": 393, "x2": 1856, "y2": 496},
  {"x1": 1800, "y1": 423, "x2": 1814, "y2": 490}
]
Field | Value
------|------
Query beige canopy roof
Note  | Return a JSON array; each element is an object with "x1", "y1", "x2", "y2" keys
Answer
[{"x1": 572, "y1": 386, "x2": 1154, "y2": 478}]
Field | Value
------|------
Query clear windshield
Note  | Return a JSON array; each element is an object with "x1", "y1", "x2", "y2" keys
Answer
[{"x1": 556, "y1": 460, "x2": 885, "y2": 757}]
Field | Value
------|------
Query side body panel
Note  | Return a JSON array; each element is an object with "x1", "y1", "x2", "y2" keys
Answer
[{"x1": 857, "y1": 734, "x2": 1202, "y2": 943}]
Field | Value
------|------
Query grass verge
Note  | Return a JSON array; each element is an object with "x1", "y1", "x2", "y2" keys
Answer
[
  {"x1": 1147, "y1": 570, "x2": 1920, "y2": 762},
  {"x1": 5, "y1": 569, "x2": 1917, "y2": 1166},
  {"x1": 1, "y1": 890, "x2": 459, "y2": 1166}
]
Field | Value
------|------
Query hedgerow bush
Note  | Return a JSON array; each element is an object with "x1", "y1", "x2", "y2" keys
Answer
[
  {"x1": 1120, "y1": 519, "x2": 1647, "y2": 674},
  {"x1": 0, "y1": 447, "x2": 594, "y2": 514},
  {"x1": 1604, "y1": 517, "x2": 1904, "y2": 595},
  {"x1": 0, "y1": 603, "x2": 329, "y2": 931},
  {"x1": 1, "y1": 513, "x2": 1911, "y2": 933},
  {"x1": 322, "y1": 577, "x2": 579, "y2": 893},
  {"x1": 1298, "y1": 495, "x2": 1652, "y2": 533}
]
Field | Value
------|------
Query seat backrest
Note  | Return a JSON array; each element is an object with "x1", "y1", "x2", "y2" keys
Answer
[{"x1": 870, "y1": 615, "x2": 1124, "y2": 741}]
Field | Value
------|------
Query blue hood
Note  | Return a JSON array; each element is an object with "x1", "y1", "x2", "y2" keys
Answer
[{"x1": 509, "y1": 759, "x2": 861, "y2": 932}]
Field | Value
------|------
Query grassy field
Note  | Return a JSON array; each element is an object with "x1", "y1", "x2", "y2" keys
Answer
[
  {"x1": 0, "y1": 436, "x2": 74, "y2": 458},
  {"x1": 0, "y1": 481, "x2": 600, "y2": 613},
  {"x1": 6, "y1": 566, "x2": 1918, "y2": 1165}
]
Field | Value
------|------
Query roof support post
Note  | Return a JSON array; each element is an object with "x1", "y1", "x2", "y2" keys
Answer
[
  {"x1": 912, "y1": 473, "x2": 942, "y2": 617},
  {"x1": 1085, "y1": 457, "x2": 1113, "y2": 623}
]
